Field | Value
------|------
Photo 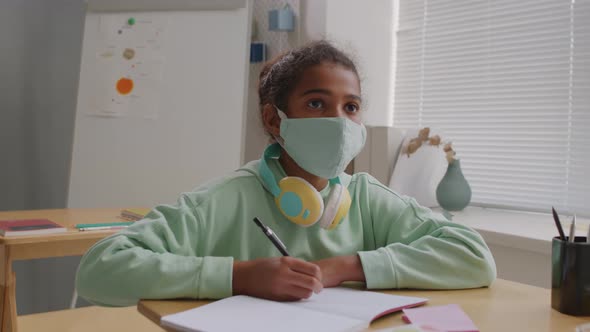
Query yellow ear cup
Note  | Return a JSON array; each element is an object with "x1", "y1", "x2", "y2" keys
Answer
[
  {"x1": 275, "y1": 177, "x2": 324, "y2": 227},
  {"x1": 325, "y1": 187, "x2": 351, "y2": 230}
]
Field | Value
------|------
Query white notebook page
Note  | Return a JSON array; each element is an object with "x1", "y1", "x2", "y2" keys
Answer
[
  {"x1": 161, "y1": 295, "x2": 366, "y2": 332},
  {"x1": 289, "y1": 287, "x2": 427, "y2": 322},
  {"x1": 161, "y1": 288, "x2": 427, "y2": 332}
]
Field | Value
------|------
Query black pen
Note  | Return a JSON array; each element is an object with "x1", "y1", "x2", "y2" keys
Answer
[
  {"x1": 252, "y1": 217, "x2": 290, "y2": 256},
  {"x1": 552, "y1": 207, "x2": 566, "y2": 241}
]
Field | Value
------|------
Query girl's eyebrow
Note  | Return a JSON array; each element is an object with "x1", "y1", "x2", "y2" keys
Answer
[
  {"x1": 347, "y1": 94, "x2": 362, "y2": 102},
  {"x1": 301, "y1": 89, "x2": 362, "y2": 102},
  {"x1": 301, "y1": 88, "x2": 331, "y2": 96}
]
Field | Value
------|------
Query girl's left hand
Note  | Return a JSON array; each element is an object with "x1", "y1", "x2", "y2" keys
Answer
[{"x1": 312, "y1": 255, "x2": 366, "y2": 287}]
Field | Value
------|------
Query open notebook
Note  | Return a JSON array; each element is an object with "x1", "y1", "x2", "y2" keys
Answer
[{"x1": 161, "y1": 287, "x2": 427, "y2": 332}]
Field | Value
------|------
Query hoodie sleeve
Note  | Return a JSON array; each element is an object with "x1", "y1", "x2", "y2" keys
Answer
[
  {"x1": 75, "y1": 194, "x2": 233, "y2": 307},
  {"x1": 356, "y1": 175, "x2": 496, "y2": 290}
]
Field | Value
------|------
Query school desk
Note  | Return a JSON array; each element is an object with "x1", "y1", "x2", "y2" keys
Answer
[
  {"x1": 0, "y1": 208, "x2": 144, "y2": 332},
  {"x1": 19, "y1": 305, "x2": 164, "y2": 332},
  {"x1": 137, "y1": 278, "x2": 589, "y2": 332}
]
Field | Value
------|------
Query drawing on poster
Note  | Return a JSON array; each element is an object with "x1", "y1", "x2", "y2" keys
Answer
[{"x1": 90, "y1": 14, "x2": 166, "y2": 119}]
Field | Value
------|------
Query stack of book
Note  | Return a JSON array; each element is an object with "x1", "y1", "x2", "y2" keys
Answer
[
  {"x1": 0, "y1": 219, "x2": 66, "y2": 237},
  {"x1": 120, "y1": 208, "x2": 150, "y2": 221}
]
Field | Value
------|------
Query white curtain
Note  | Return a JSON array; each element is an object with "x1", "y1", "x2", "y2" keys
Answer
[{"x1": 393, "y1": 0, "x2": 590, "y2": 217}]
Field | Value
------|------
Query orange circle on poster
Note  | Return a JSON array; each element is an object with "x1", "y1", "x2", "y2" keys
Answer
[{"x1": 116, "y1": 77, "x2": 134, "y2": 95}]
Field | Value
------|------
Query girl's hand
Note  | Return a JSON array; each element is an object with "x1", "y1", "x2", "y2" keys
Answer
[
  {"x1": 312, "y1": 255, "x2": 366, "y2": 288},
  {"x1": 232, "y1": 257, "x2": 323, "y2": 301}
]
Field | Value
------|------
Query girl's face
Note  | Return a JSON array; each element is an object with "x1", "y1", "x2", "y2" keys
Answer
[{"x1": 285, "y1": 62, "x2": 362, "y2": 124}]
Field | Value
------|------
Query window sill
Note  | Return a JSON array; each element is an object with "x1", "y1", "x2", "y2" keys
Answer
[{"x1": 434, "y1": 206, "x2": 589, "y2": 256}]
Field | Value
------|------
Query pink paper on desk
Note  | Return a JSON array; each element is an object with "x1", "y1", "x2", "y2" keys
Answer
[{"x1": 402, "y1": 304, "x2": 478, "y2": 332}]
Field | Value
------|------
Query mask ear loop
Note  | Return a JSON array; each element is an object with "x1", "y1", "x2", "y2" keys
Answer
[
  {"x1": 272, "y1": 106, "x2": 287, "y2": 147},
  {"x1": 275, "y1": 106, "x2": 288, "y2": 120}
]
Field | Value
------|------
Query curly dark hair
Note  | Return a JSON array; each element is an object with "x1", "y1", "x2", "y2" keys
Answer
[{"x1": 258, "y1": 40, "x2": 360, "y2": 113}]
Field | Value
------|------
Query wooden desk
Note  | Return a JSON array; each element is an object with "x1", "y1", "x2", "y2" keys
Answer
[
  {"x1": 138, "y1": 279, "x2": 590, "y2": 332},
  {"x1": 19, "y1": 305, "x2": 164, "y2": 332},
  {"x1": 0, "y1": 208, "x2": 141, "y2": 332}
]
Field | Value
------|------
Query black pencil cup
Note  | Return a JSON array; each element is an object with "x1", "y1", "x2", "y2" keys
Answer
[{"x1": 551, "y1": 236, "x2": 590, "y2": 316}]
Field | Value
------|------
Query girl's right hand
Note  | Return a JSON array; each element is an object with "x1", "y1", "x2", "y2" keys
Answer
[{"x1": 232, "y1": 257, "x2": 323, "y2": 301}]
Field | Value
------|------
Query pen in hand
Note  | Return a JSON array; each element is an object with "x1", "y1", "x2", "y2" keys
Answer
[
  {"x1": 551, "y1": 207, "x2": 566, "y2": 241},
  {"x1": 253, "y1": 217, "x2": 290, "y2": 256}
]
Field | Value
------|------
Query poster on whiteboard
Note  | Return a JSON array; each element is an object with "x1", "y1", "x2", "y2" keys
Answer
[{"x1": 89, "y1": 14, "x2": 167, "y2": 119}]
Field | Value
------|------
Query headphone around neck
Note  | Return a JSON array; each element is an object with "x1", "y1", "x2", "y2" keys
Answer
[{"x1": 259, "y1": 143, "x2": 351, "y2": 230}]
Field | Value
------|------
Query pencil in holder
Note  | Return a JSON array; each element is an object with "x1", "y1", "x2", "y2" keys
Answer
[{"x1": 551, "y1": 236, "x2": 590, "y2": 316}]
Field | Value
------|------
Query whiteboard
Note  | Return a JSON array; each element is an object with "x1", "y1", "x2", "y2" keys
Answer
[{"x1": 67, "y1": 0, "x2": 252, "y2": 208}]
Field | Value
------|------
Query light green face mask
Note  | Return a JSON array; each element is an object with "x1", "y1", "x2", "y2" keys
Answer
[{"x1": 276, "y1": 109, "x2": 367, "y2": 179}]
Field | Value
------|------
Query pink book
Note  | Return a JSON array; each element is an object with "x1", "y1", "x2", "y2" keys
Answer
[
  {"x1": 0, "y1": 219, "x2": 66, "y2": 237},
  {"x1": 402, "y1": 304, "x2": 478, "y2": 332}
]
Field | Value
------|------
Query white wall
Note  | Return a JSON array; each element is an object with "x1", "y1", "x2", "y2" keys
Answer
[
  {"x1": 321, "y1": 0, "x2": 399, "y2": 181},
  {"x1": 355, "y1": 127, "x2": 405, "y2": 184},
  {"x1": 301, "y1": 0, "x2": 327, "y2": 43},
  {"x1": 489, "y1": 244, "x2": 550, "y2": 288},
  {"x1": 325, "y1": 0, "x2": 394, "y2": 127},
  {"x1": 243, "y1": 0, "x2": 328, "y2": 162}
]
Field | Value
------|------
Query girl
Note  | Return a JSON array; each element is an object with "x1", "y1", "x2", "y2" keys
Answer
[{"x1": 76, "y1": 41, "x2": 496, "y2": 306}]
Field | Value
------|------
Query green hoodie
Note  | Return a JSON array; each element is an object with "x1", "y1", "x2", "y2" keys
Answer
[{"x1": 76, "y1": 157, "x2": 496, "y2": 307}]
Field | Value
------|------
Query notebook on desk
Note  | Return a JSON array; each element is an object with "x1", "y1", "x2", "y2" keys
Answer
[{"x1": 161, "y1": 287, "x2": 427, "y2": 332}]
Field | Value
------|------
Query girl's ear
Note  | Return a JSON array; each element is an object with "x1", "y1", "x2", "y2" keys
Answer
[{"x1": 261, "y1": 104, "x2": 281, "y2": 137}]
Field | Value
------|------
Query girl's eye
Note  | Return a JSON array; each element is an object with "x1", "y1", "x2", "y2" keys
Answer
[
  {"x1": 307, "y1": 100, "x2": 323, "y2": 109},
  {"x1": 345, "y1": 103, "x2": 360, "y2": 113}
]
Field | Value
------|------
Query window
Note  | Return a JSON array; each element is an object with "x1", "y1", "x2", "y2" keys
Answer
[{"x1": 393, "y1": 0, "x2": 590, "y2": 217}]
